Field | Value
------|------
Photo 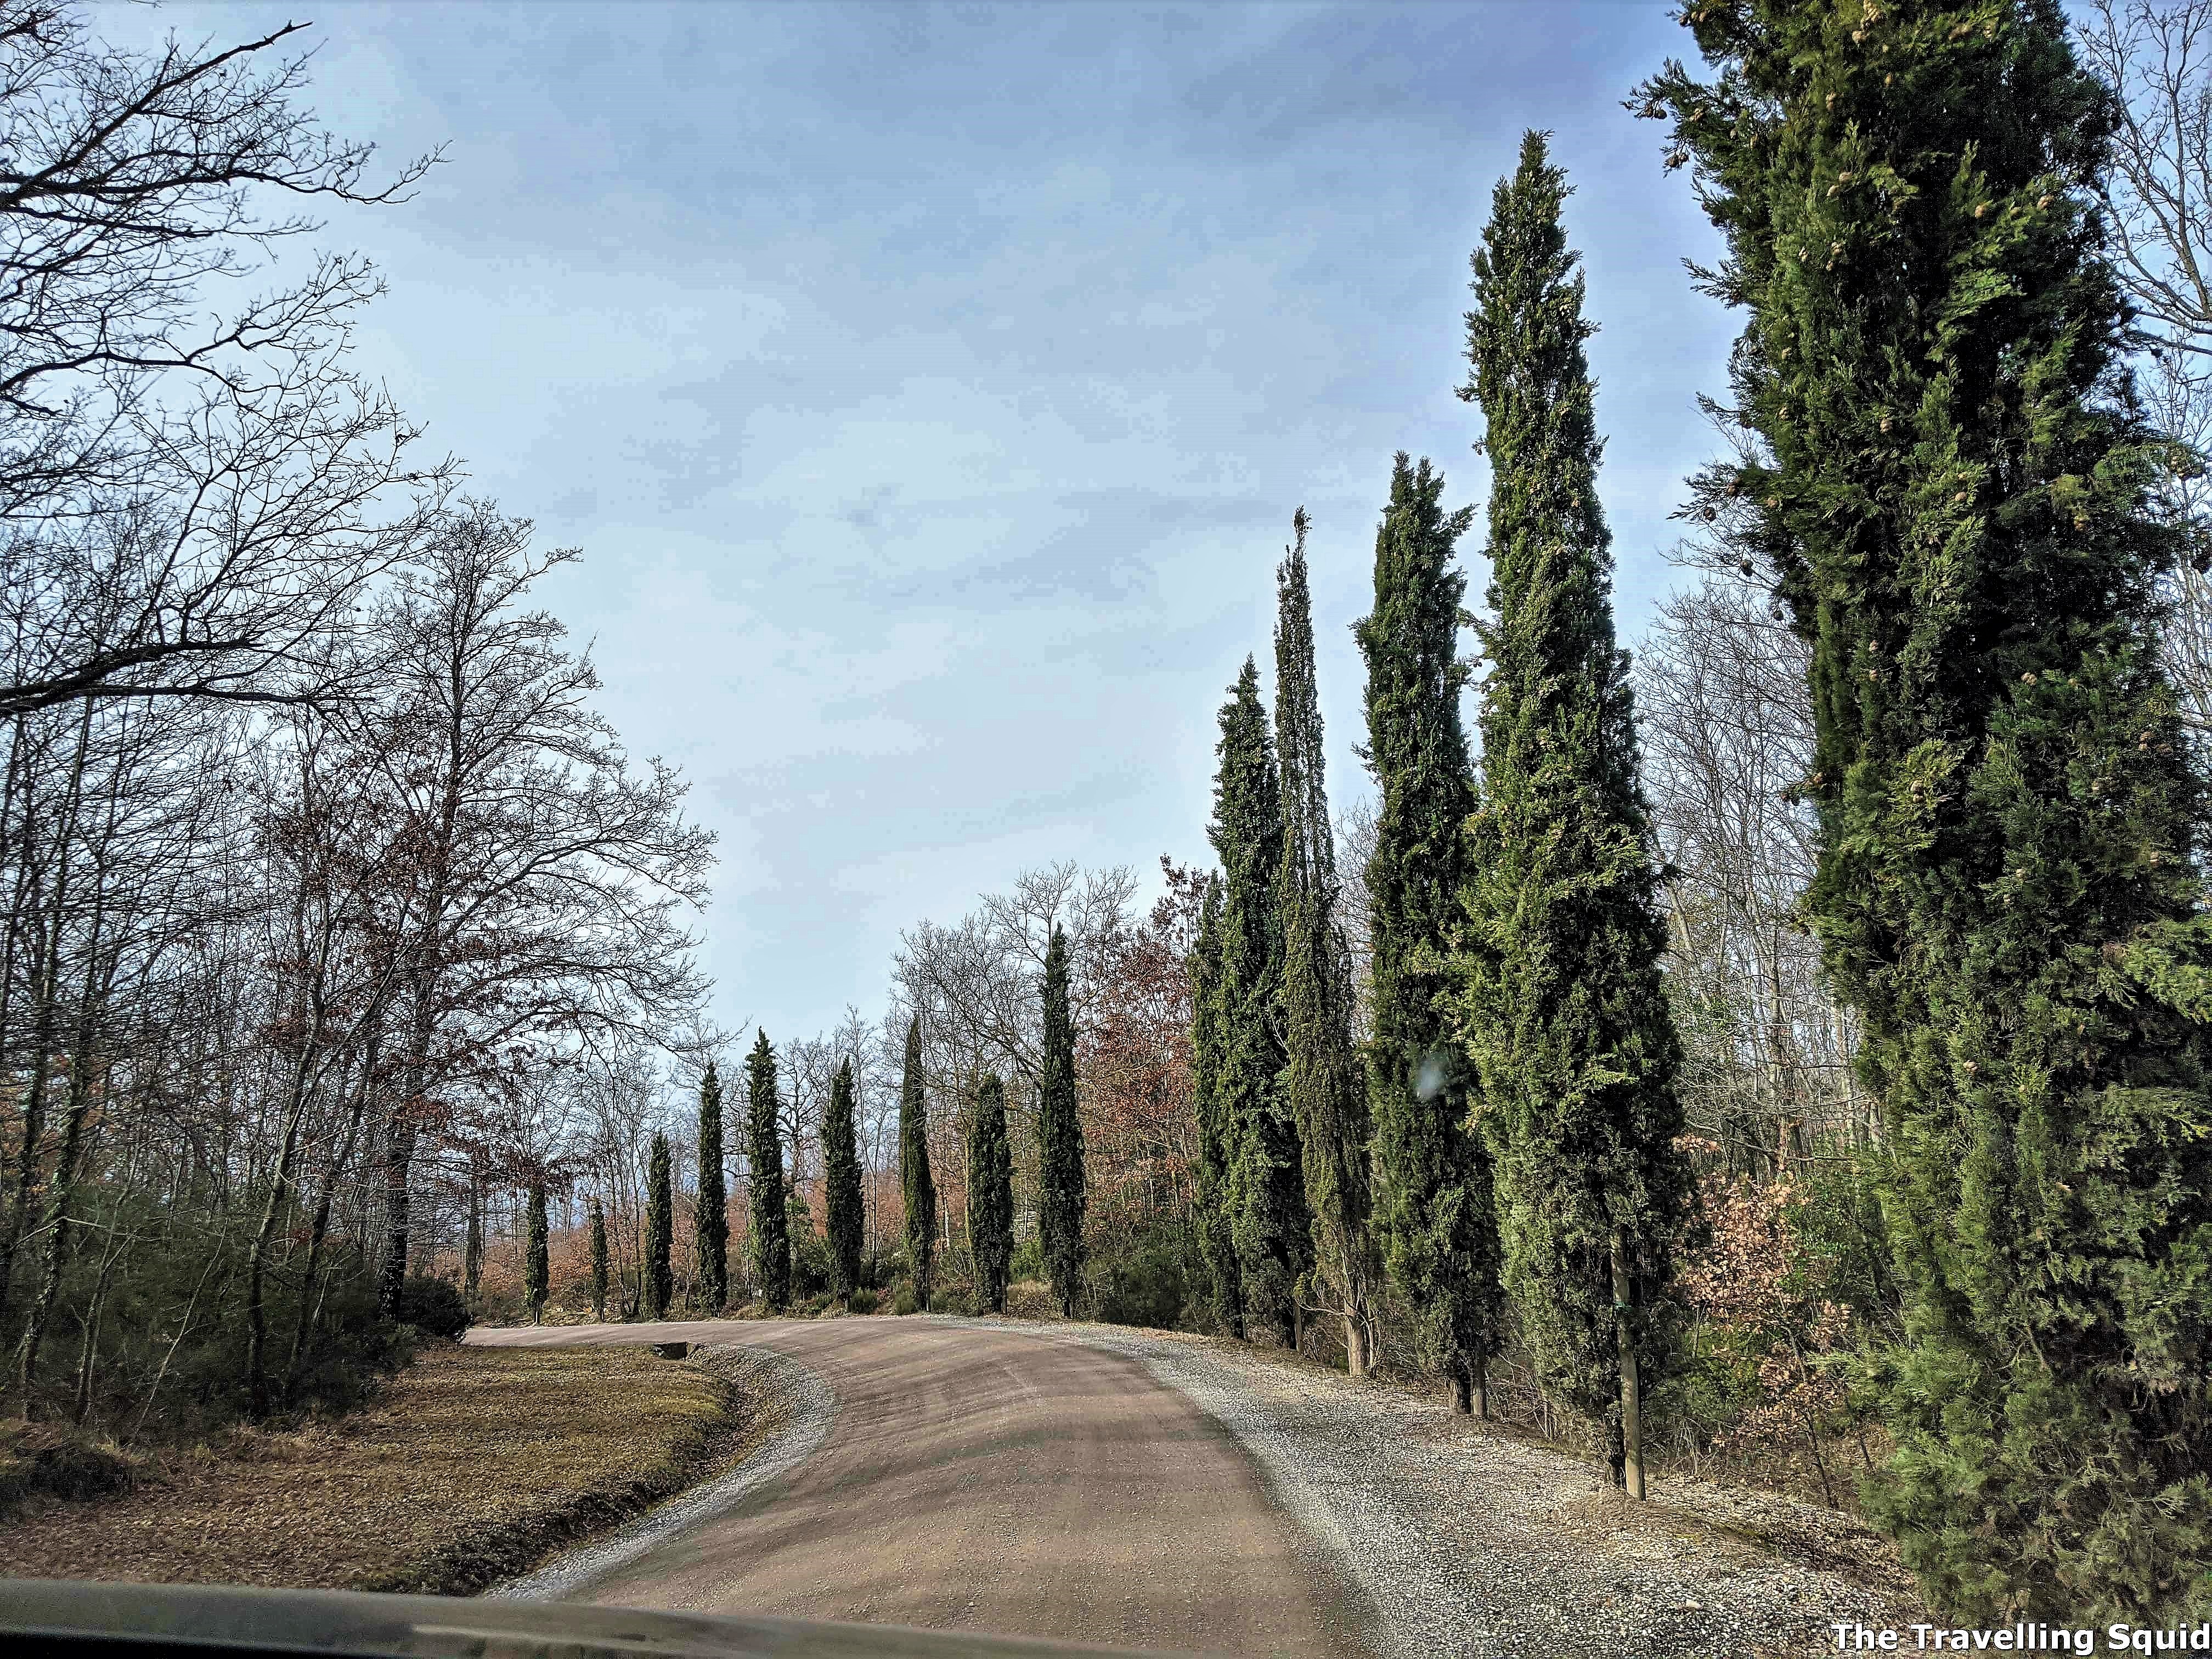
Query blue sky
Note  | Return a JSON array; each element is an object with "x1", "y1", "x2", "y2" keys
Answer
[{"x1": 100, "y1": 0, "x2": 1736, "y2": 1049}]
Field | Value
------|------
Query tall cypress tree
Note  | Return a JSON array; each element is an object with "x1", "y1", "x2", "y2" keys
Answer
[
  {"x1": 1273, "y1": 510, "x2": 1377, "y2": 1375},
  {"x1": 746, "y1": 1030, "x2": 792, "y2": 1312},
  {"x1": 1455, "y1": 131, "x2": 1692, "y2": 1499},
  {"x1": 1358, "y1": 451, "x2": 1505, "y2": 1416},
  {"x1": 524, "y1": 1181, "x2": 549, "y2": 1324},
  {"x1": 588, "y1": 1197, "x2": 610, "y2": 1322},
  {"x1": 824, "y1": 1057, "x2": 864, "y2": 1302},
  {"x1": 1644, "y1": 3, "x2": 2212, "y2": 1618},
  {"x1": 645, "y1": 1136, "x2": 674, "y2": 1321},
  {"x1": 695, "y1": 1060, "x2": 729, "y2": 1312},
  {"x1": 1210, "y1": 657, "x2": 1312, "y2": 1348},
  {"x1": 969, "y1": 1072, "x2": 1014, "y2": 1314},
  {"x1": 1037, "y1": 926, "x2": 1087, "y2": 1317},
  {"x1": 1189, "y1": 872, "x2": 1244, "y2": 1336},
  {"x1": 897, "y1": 1015, "x2": 935, "y2": 1309}
]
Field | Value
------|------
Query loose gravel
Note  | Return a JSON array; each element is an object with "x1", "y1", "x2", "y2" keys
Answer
[{"x1": 933, "y1": 1316, "x2": 1924, "y2": 1659}]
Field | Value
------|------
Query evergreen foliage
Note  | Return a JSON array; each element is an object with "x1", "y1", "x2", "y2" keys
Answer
[
  {"x1": 1642, "y1": 2, "x2": 2212, "y2": 1618},
  {"x1": 1273, "y1": 509, "x2": 1378, "y2": 1373},
  {"x1": 1189, "y1": 871, "x2": 1244, "y2": 1336},
  {"x1": 1357, "y1": 451, "x2": 1506, "y2": 1414},
  {"x1": 1037, "y1": 926, "x2": 1088, "y2": 1317},
  {"x1": 898, "y1": 1015, "x2": 936, "y2": 1309},
  {"x1": 969, "y1": 1072, "x2": 1014, "y2": 1314},
  {"x1": 825, "y1": 1057, "x2": 865, "y2": 1301},
  {"x1": 645, "y1": 1136, "x2": 673, "y2": 1321},
  {"x1": 1209, "y1": 657, "x2": 1312, "y2": 1347},
  {"x1": 746, "y1": 1030, "x2": 792, "y2": 1312},
  {"x1": 523, "y1": 1182, "x2": 549, "y2": 1324},
  {"x1": 695, "y1": 1060, "x2": 729, "y2": 1312},
  {"x1": 588, "y1": 1198, "x2": 610, "y2": 1322},
  {"x1": 1454, "y1": 131, "x2": 1692, "y2": 1483}
]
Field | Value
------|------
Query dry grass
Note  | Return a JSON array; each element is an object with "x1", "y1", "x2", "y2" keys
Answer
[{"x1": 0, "y1": 1344, "x2": 743, "y2": 1595}]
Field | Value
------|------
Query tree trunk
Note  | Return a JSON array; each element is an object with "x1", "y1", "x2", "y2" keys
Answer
[
  {"x1": 1344, "y1": 1308, "x2": 1369, "y2": 1377},
  {"x1": 1448, "y1": 1359, "x2": 1472, "y2": 1415},
  {"x1": 1612, "y1": 1233, "x2": 1645, "y2": 1500}
]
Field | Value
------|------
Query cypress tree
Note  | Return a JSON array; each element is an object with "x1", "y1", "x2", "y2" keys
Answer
[
  {"x1": 824, "y1": 1057, "x2": 864, "y2": 1302},
  {"x1": 897, "y1": 1015, "x2": 935, "y2": 1308},
  {"x1": 969, "y1": 1072, "x2": 1014, "y2": 1314},
  {"x1": 588, "y1": 1197, "x2": 610, "y2": 1322},
  {"x1": 695, "y1": 1060, "x2": 729, "y2": 1312},
  {"x1": 524, "y1": 1181, "x2": 549, "y2": 1324},
  {"x1": 1210, "y1": 657, "x2": 1312, "y2": 1348},
  {"x1": 1189, "y1": 872, "x2": 1244, "y2": 1337},
  {"x1": 746, "y1": 1030, "x2": 792, "y2": 1312},
  {"x1": 1455, "y1": 131, "x2": 1692, "y2": 1498},
  {"x1": 1358, "y1": 451, "x2": 1505, "y2": 1415},
  {"x1": 1273, "y1": 510, "x2": 1378, "y2": 1375},
  {"x1": 645, "y1": 1136, "x2": 674, "y2": 1321},
  {"x1": 1643, "y1": 3, "x2": 2212, "y2": 1618},
  {"x1": 1037, "y1": 926, "x2": 1088, "y2": 1317}
]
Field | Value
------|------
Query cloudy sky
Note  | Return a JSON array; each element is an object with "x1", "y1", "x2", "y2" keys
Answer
[{"x1": 99, "y1": 0, "x2": 1736, "y2": 1050}]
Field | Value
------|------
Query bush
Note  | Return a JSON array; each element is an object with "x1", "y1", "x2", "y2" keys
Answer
[
  {"x1": 1009, "y1": 1237, "x2": 1042, "y2": 1282},
  {"x1": 928, "y1": 1285, "x2": 975, "y2": 1316},
  {"x1": 393, "y1": 1276, "x2": 469, "y2": 1341},
  {"x1": 845, "y1": 1288, "x2": 879, "y2": 1315},
  {"x1": 889, "y1": 1279, "x2": 920, "y2": 1316},
  {"x1": 1092, "y1": 1227, "x2": 1195, "y2": 1331},
  {"x1": 791, "y1": 1226, "x2": 834, "y2": 1302},
  {"x1": 0, "y1": 1424, "x2": 136, "y2": 1515}
]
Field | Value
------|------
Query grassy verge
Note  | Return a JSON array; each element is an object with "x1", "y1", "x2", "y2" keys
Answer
[{"x1": 0, "y1": 1344, "x2": 749, "y2": 1595}]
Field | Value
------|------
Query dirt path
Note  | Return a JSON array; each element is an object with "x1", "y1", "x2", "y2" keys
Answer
[{"x1": 466, "y1": 1316, "x2": 1374, "y2": 1658}]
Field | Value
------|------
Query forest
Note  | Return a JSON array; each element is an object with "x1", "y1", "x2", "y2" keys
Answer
[{"x1": 5, "y1": 0, "x2": 2212, "y2": 1628}]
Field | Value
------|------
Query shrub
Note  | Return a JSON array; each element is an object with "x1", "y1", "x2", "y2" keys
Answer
[
  {"x1": 928, "y1": 1285, "x2": 975, "y2": 1316},
  {"x1": 889, "y1": 1279, "x2": 920, "y2": 1316},
  {"x1": 1009, "y1": 1237, "x2": 1042, "y2": 1282},
  {"x1": 791, "y1": 1227, "x2": 834, "y2": 1302},
  {"x1": 1092, "y1": 1227, "x2": 1194, "y2": 1331},
  {"x1": 393, "y1": 1275, "x2": 469, "y2": 1341},
  {"x1": 845, "y1": 1288, "x2": 879, "y2": 1315}
]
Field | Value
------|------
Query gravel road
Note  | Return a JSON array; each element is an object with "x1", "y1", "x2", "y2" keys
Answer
[{"x1": 466, "y1": 1314, "x2": 1921, "y2": 1659}]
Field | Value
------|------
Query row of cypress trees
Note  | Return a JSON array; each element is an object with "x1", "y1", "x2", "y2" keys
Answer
[
  {"x1": 1188, "y1": 131, "x2": 1695, "y2": 1506},
  {"x1": 1189, "y1": 0, "x2": 2212, "y2": 1617}
]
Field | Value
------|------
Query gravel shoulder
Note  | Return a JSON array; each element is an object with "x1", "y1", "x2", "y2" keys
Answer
[{"x1": 957, "y1": 1315, "x2": 1926, "y2": 1659}]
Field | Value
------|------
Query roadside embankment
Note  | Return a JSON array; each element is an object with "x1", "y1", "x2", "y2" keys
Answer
[{"x1": 0, "y1": 1342, "x2": 758, "y2": 1595}]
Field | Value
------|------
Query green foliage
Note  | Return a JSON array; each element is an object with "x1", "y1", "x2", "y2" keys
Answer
[
  {"x1": 846, "y1": 1288, "x2": 879, "y2": 1316},
  {"x1": 694, "y1": 1060, "x2": 729, "y2": 1312},
  {"x1": 1209, "y1": 657, "x2": 1312, "y2": 1346},
  {"x1": 1643, "y1": 0, "x2": 2212, "y2": 1621},
  {"x1": 897, "y1": 1015, "x2": 936, "y2": 1308},
  {"x1": 823, "y1": 1057, "x2": 865, "y2": 1300},
  {"x1": 746, "y1": 1030, "x2": 792, "y2": 1312},
  {"x1": 1189, "y1": 873, "x2": 1243, "y2": 1336},
  {"x1": 1092, "y1": 1224, "x2": 1197, "y2": 1331},
  {"x1": 1009, "y1": 1235, "x2": 1042, "y2": 1283},
  {"x1": 588, "y1": 1199, "x2": 610, "y2": 1323},
  {"x1": 1453, "y1": 131, "x2": 1693, "y2": 1443},
  {"x1": 1358, "y1": 450, "x2": 1506, "y2": 1408},
  {"x1": 645, "y1": 1137, "x2": 673, "y2": 1321},
  {"x1": 968, "y1": 1073, "x2": 1014, "y2": 1314},
  {"x1": 928, "y1": 1285, "x2": 977, "y2": 1316},
  {"x1": 523, "y1": 1182, "x2": 549, "y2": 1323},
  {"x1": 790, "y1": 1221, "x2": 834, "y2": 1303},
  {"x1": 1273, "y1": 508, "x2": 1376, "y2": 1363},
  {"x1": 394, "y1": 1275, "x2": 469, "y2": 1342},
  {"x1": 890, "y1": 1279, "x2": 921, "y2": 1317},
  {"x1": 1037, "y1": 926, "x2": 1087, "y2": 1318}
]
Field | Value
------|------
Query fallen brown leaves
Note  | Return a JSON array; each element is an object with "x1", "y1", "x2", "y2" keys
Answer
[{"x1": 0, "y1": 1344, "x2": 740, "y2": 1595}]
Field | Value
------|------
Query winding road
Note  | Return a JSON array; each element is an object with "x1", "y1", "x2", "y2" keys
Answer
[{"x1": 466, "y1": 1317, "x2": 1373, "y2": 1657}]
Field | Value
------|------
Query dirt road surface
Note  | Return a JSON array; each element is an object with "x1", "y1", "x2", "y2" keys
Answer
[{"x1": 466, "y1": 1317, "x2": 1373, "y2": 1658}]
